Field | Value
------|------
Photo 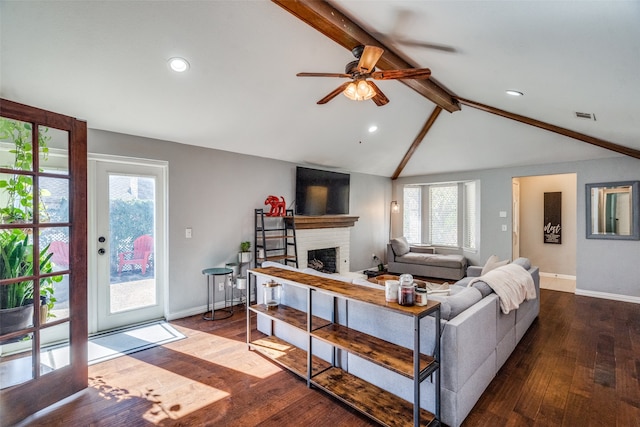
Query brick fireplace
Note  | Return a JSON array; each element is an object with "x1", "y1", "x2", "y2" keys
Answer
[{"x1": 289, "y1": 216, "x2": 358, "y2": 275}]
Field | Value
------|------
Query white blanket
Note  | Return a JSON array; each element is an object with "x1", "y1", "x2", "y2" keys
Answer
[{"x1": 469, "y1": 263, "x2": 536, "y2": 314}]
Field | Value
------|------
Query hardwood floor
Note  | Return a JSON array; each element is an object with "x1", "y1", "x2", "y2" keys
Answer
[{"x1": 16, "y1": 290, "x2": 640, "y2": 427}]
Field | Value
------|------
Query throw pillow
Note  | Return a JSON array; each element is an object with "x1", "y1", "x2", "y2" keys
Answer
[
  {"x1": 390, "y1": 236, "x2": 411, "y2": 256},
  {"x1": 469, "y1": 280, "x2": 494, "y2": 298},
  {"x1": 481, "y1": 255, "x2": 508, "y2": 275},
  {"x1": 429, "y1": 287, "x2": 483, "y2": 320},
  {"x1": 512, "y1": 257, "x2": 532, "y2": 270}
]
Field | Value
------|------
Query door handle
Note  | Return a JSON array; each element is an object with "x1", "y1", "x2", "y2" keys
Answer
[{"x1": 98, "y1": 248, "x2": 106, "y2": 255}]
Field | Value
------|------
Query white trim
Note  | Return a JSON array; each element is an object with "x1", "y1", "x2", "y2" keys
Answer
[
  {"x1": 88, "y1": 152, "x2": 168, "y2": 168},
  {"x1": 539, "y1": 272, "x2": 576, "y2": 293},
  {"x1": 166, "y1": 301, "x2": 245, "y2": 321},
  {"x1": 539, "y1": 272, "x2": 576, "y2": 281},
  {"x1": 575, "y1": 289, "x2": 640, "y2": 304}
]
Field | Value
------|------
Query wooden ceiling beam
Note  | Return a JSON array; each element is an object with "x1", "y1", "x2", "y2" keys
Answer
[
  {"x1": 271, "y1": 0, "x2": 460, "y2": 113},
  {"x1": 456, "y1": 97, "x2": 640, "y2": 160},
  {"x1": 392, "y1": 106, "x2": 443, "y2": 180}
]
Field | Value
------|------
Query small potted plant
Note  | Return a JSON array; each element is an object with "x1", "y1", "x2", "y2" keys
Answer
[
  {"x1": 239, "y1": 241, "x2": 252, "y2": 264},
  {"x1": 373, "y1": 254, "x2": 385, "y2": 272}
]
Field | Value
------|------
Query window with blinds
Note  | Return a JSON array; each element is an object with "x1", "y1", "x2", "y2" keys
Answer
[
  {"x1": 429, "y1": 184, "x2": 458, "y2": 246},
  {"x1": 403, "y1": 186, "x2": 421, "y2": 243},
  {"x1": 463, "y1": 181, "x2": 477, "y2": 250},
  {"x1": 400, "y1": 181, "x2": 478, "y2": 249}
]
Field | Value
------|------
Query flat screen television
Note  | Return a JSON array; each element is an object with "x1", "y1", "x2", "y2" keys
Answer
[{"x1": 295, "y1": 167, "x2": 350, "y2": 215}]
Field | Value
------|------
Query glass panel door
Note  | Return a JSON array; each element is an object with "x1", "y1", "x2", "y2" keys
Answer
[
  {"x1": 0, "y1": 99, "x2": 87, "y2": 425},
  {"x1": 92, "y1": 159, "x2": 166, "y2": 332}
]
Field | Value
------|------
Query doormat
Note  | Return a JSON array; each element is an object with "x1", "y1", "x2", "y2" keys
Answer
[
  {"x1": 88, "y1": 321, "x2": 186, "y2": 365},
  {"x1": 35, "y1": 321, "x2": 186, "y2": 372}
]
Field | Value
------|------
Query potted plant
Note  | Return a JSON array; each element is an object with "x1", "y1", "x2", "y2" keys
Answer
[
  {"x1": 238, "y1": 241, "x2": 252, "y2": 264},
  {"x1": 0, "y1": 229, "x2": 60, "y2": 336},
  {"x1": 0, "y1": 117, "x2": 60, "y2": 338},
  {"x1": 0, "y1": 118, "x2": 51, "y2": 223}
]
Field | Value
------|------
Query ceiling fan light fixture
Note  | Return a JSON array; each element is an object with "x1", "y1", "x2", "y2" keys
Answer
[
  {"x1": 343, "y1": 80, "x2": 376, "y2": 101},
  {"x1": 168, "y1": 57, "x2": 190, "y2": 73}
]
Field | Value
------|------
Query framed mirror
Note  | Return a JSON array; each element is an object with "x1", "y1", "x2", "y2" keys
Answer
[{"x1": 586, "y1": 181, "x2": 639, "y2": 240}]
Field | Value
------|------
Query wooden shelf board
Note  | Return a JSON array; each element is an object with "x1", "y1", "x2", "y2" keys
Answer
[
  {"x1": 251, "y1": 267, "x2": 440, "y2": 317},
  {"x1": 249, "y1": 335, "x2": 331, "y2": 378},
  {"x1": 285, "y1": 215, "x2": 359, "y2": 229},
  {"x1": 249, "y1": 303, "x2": 331, "y2": 331},
  {"x1": 259, "y1": 255, "x2": 298, "y2": 262},
  {"x1": 312, "y1": 367, "x2": 436, "y2": 427},
  {"x1": 312, "y1": 324, "x2": 435, "y2": 379}
]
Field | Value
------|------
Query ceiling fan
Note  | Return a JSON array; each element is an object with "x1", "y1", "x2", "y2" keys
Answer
[{"x1": 297, "y1": 45, "x2": 431, "y2": 106}]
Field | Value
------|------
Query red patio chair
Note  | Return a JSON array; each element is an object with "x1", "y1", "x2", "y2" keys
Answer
[
  {"x1": 118, "y1": 234, "x2": 154, "y2": 275},
  {"x1": 48, "y1": 241, "x2": 70, "y2": 267}
]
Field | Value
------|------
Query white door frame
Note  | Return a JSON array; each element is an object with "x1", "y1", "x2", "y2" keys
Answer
[{"x1": 88, "y1": 153, "x2": 168, "y2": 333}]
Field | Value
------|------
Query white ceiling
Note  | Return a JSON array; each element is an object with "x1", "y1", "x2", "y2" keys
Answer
[{"x1": 2, "y1": 1, "x2": 639, "y2": 177}]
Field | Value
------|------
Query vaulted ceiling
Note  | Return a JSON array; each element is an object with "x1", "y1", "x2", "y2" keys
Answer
[{"x1": 2, "y1": 1, "x2": 639, "y2": 178}]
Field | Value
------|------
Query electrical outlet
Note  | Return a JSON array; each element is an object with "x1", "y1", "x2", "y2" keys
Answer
[
  {"x1": 185, "y1": 227, "x2": 192, "y2": 238},
  {"x1": 219, "y1": 282, "x2": 224, "y2": 291}
]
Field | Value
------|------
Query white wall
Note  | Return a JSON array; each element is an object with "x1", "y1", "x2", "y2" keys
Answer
[
  {"x1": 393, "y1": 155, "x2": 640, "y2": 301},
  {"x1": 519, "y1": 174, "x2": 577, "y2": 276},
  {"x1": 88, "y1": 129, "x2": 390, "y2": 319}
]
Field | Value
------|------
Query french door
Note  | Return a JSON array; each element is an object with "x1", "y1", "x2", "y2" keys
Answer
[
  {"x1": 89, "y1": 156, "x2": 166, "y2": 332},
  {"x1": 0, "y1": 99, "x2": 87, "y2": 425}
]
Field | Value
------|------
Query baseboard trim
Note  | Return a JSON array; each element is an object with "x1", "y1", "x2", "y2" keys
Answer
[
  {"x1": 166, "y1": 294, "x2": 254, "y2": 321},
  {"x1": 539, "y1": 272, "x2": 576, "y2": 281},
  {"x1": 575, "y1": 289, "x2": 640, "y2": 304}
]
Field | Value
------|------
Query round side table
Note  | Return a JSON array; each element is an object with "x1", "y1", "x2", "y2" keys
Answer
[{"x1": 202, "y1": 267, "x2": 233, "y2": 320}]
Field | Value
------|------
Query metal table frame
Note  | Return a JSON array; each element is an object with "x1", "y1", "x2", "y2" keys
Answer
[{"x1": 202, "y1": 267, "x2": 234, "y2": 320}]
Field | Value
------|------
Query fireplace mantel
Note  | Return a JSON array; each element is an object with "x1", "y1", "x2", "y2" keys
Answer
[{"x1": 286, "y1": 215, "x2": 359, "y2": 230}]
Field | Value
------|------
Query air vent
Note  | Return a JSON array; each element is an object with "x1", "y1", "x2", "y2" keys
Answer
[{"x1": 575, "y1": 112, "x2": 596, "y2": 121}]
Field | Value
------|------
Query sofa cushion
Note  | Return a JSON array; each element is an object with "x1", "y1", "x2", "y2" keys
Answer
[
  {"x1": 481, "y1": 255, "x2": 508, "y2": 275},
  {"x1": 429, "y1": 287, "x2": 483, "y2": 320},
  {"x1": 390, "y1": 236, "x2": 411, "y2": 256},
  {"x1": 397, "y1": 253, "x2": 466, "y2": 269}
]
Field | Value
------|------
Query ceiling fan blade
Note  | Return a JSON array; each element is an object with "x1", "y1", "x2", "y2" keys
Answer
[
  {"x1": 367, "y1": 81, "x2": 389, "y2": 106},
  {"x1": 370, "y1": 68, "x2": 432, "y2": 80},
  {"x1": 317, "y1": 82, "x2": 351, "y2": 104},
  {"x1": 357, "y1": 45, "x2": 384, "y2": 73},
  {"x1": 297, "y1": 72, "x2": 351, "y2": 78}
]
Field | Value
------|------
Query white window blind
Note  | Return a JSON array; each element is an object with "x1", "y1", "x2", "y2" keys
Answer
[
  {"x1": 429, "y1": 185, "x2": 457, "y2": 246},
  {"x1": 463, "y1": 181, "x2": 477, "y2": 250},
  {"x1": 403, "y1": 187, "x2": 421, "y2": 243}
]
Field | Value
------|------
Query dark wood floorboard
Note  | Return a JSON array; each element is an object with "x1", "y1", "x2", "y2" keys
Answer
[{"x1": 14, "y1": 289, "x2": 640, "y2": 427}]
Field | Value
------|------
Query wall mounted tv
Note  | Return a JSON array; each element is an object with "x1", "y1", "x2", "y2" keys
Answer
[{"x1": 295, "y1": 167, "x2": 350, "y2": 216}]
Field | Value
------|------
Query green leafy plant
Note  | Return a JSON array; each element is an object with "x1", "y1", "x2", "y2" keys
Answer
[
  {"x1": 240, "y1": 241, "x2": 251, "y2": 252},
  {"x1": 0, "y1": 118, "x2": 51, "y2": 223},
  {"x1": 0, "y1": 229, "x2": 60, "y2": 314},
  {"x1": 0, "y1": 117, "x2": 59, "y2": 318}
]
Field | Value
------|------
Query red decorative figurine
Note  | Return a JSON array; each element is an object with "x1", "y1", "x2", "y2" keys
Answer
[{"x1": 265, "y1": 195, "x2": 286, "y2": 216}]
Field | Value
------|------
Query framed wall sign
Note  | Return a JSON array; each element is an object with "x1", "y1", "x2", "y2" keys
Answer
[{"x1": 544, "y1": 192, "x2": 562, "y2": 244}]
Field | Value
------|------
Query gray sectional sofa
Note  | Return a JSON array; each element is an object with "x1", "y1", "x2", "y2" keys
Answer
[
  {"x1": 253, "y1": 258, "x2": 540, "y2": 427},
  {"x1": 387, "y1": 237, "x2": 467, "y2": 280}
]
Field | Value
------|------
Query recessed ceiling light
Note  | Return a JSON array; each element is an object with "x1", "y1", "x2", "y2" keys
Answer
[
  {"x1": 168, "y1": 57, "x2": 190, "y2": 72},
  {"x1": 368, "y1": 125, "x2": 378, "y2": 133},
  {"x1": 506, "y1": 90, "x2": 523, "y2": 96}
]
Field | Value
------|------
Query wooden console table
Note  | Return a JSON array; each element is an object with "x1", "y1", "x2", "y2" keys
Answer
[{"x1": 247, "y1": 266, "x2": 441, "y2": 427}]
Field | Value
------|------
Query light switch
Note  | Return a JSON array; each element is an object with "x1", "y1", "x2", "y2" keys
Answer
[
  {"x1": 499, "y1": 211, "x2": 507, "y2": 218},
  {"x1": 185, "y1": 227, "x2": 192, "y2": 238},
  {"x1": 501, "y1": 224, "x2": 508, "y2": 232}
]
